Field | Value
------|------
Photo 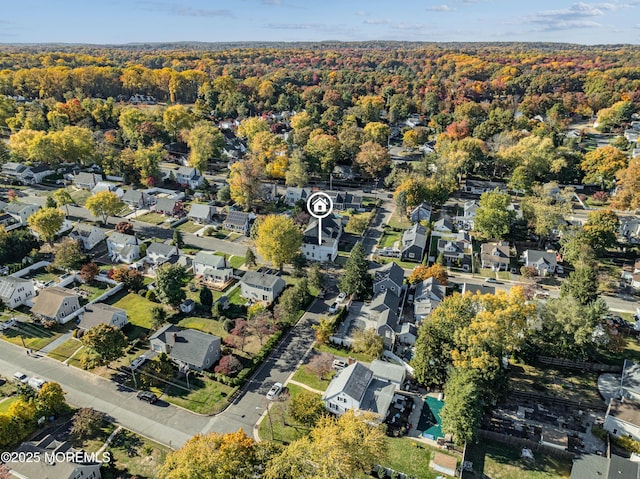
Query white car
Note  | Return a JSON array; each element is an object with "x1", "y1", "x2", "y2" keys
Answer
[
  {"x1": 337, "y1": 292, "x2": 347, "y2": 303},
  {"x1": 130, "y1": 355, "x2": 147, "y2": 370},
  {"x1": 328, "y1": 302, "x2": 339, "y2": 314},
  {"x1": 266, "y1": 382, "x2": 283, "y2": 400},
  {"x1": 13, "y1": 372, "x2": 29, "y2": 383},
  {"x1": 0, "y1": 318, "x2": 17, "y2": 330}
]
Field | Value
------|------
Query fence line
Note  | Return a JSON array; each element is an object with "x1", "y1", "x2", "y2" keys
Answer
[
  {"x1": 478, "y1": 429, "x2": 575, "y2": 459},
  {"x1": 537, "y1": 355, "x2": 622, "y2": 373}
]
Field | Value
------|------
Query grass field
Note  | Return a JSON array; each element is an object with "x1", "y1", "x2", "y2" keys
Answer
[
  {"x1": 1, "y1": 321, "x2": 74, "y2": 350},
  {"x1": 136, "y1": 212, "x2": 168, "y2": 225},
  {"x1": 164, "y1": 374, "x2": 237, "y2": 415},
  {"x1": 177, "y1": 316, "x2": 229, "y2": 339},
  {"x1": 176, "y1": 221, "x2": 203, "y2": 233},
  {"x1": 388, "y1": 208, "x2": 411, "y2": 230},
  {"x1": 258, "y1": 383, "x2": 316, "y2": 443},
  {"x1": 70, "y1": 189, "x2": 91, "y2": 206},
  {"x1": 0, "y1": 397, "x2": 18, "y2": 414},
  {"x1": 47, "y1": 338, "x2": 83, "y2": 362},
  {"x1": 464, "y1": 439, "x2": 572, "y2": 478},
  {"x1": 379, "y1": 230, "x2": 402, "y2": 249},
  {"x1": 382, "y1": 437, "x2": 458, "y2": 479},
  {"x1": 291, "y1": 364, "x2": 334, "y2": 392},
  {"x1": 110, "y1": 293, "x2": 157, "y2": 341},
  {"x1": 229, "y1": 255, "x2": 246, "y2": 269},
  {"x1": 314, "y1": 343, "x2": 373, "y2": 364}
]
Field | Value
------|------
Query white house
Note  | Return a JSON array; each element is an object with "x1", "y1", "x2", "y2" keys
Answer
[
  {"x1": 223, "y1": 211, "x2": 251, "y2": 236},
  {"x1": 146, "y1": 242, "x2": 179, "y2": 266},
  {"x1": 240, "y1": 271, "x2": 286, "y2": 304},
  {"x1": 175, "y1": 166, "x2": 204, "y2": 189},
  {"x1": 4, "y1": 203, "x2": 40, "y2": 225},
  {"x1": 1, "y1": 162, "x2": 53, "y2": 185},
  {"x1": 481, "y1": 241, "x2": 511, "y2": 271},
  {"x1": 285, "y1": 187, "x2": 312, "y2": 206},
  {"x1": 79, "y1": 303, "x2": 128, "y2": 330},
  {"x1": 193, "y1": 251, "x2": 233, "y2": 285},
  {"x1": 107, "y1": 232, "x2": 140, "y2": 264},
  {"x1": 0, "y1": 276, "x2": 35, "y2": 309},
  {"x1": 74, "y1": 172, "x2": 101, "y2": 190},
  {"x1": 522, "y1": 249, "x2": 559, "y2": 276},
  {"x1": 413, "y1": 277, "x2": 446, "y2": 322},
  {"x1": 31, "y1": 286, "x2": 81, "y2": 324},
  {"x1": 301, "y1": 216, "x2": 342, "y2": 262},
  {"x1": 69, "y1": 224, "x2": 107, "y2": 251},
  {"x1": 188, "y1": 204, "x2": 217, "y2": 224},
  {"x1": 0, "y1": 212, "x2": 23, "y2": 231}
]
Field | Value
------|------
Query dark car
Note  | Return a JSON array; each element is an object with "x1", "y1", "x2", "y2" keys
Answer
[{"x1": 136, "y1": 391, "x2": 158, "y2": 404}]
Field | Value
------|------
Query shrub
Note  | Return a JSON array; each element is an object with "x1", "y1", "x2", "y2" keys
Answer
[
  {"x1": 222, "y1": 318, "x2": 235, "y2": 333},
  {"x1": 146, "y1": 289, "x2": 157, "y2": 302}
]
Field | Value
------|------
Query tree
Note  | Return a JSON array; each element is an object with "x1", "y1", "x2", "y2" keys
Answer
[
  {"x1": 285, "y1": 150, "x2": 309, "y2": 187},
  {"x1": 159, "y1": 430, "x2": 275, "y2": 479},
  {"x1": 53, "y1": 237, "x2": 86, "y2": 271},
  {"x1": 612, "y1": 157, "x2": 640, "y2": 211},
  {"x1": 173, "y1": 229, "x2": 183, "y2": 248},
  {"x1": 440, "y1": 368, "x2": 483, "y2": 444},
  {"x1": 163, "y1": 104, "x2": 193, "y2": 140},
  {"x1": 28, "y1": 207, "x2": 64, "y2": 244},
  {"x1": 199, "y1": 287, "x2": 213, "y2": 309},
  {"x1": 408, "y1": 264, "x2": 448, "y2": 285},
  {"x1": 36, "y1": 381, "x2": 68, "y2": 417},
  {"x1": 155, "y1": 264, "x2": 187, "y2": 306},
  {"x1": 228, "y1": 159, "x2": 262, "y2": 210},
  {"x1": 255, "y1": 215, "x2": 302, "y2": 270},
  {"x1": 225, "y1": 319, "x2": 250, "y2": 351},
  {"x1": 237, "y1": 117, "x2": 270, "y2": 143},
  {"x1": 150, "y1": 306, "x2": 168, "y2": 330},
  {"x1": 289, "y1": 390, "x2": 325, "y2": 426},
  {"x1": 115, "y1": 221, "x2": 134, "y2": 235},
  {"x1": 81, "y1": 324, "x2": 127, "y2": 366},
  {"x1": 308, "y1": 262, "x2": 325, "y2": 291},
  {"x1": 355, "y1": 141, "x2": 390, "y2": 178},
  {"x1": 264, "y1": 410, "x2": 386, "y2": 479},
  {"x1": 581, "y1": 146, "x2": 628, "y2": 189},
  {"x1": 560, "y1": 228, "x2": 596, "y2": 267},
  {"x1": 338, "y1": 242, "x2": 371, "y2": 298},
  {"x1": 304, "y1": 133, "x2": 341, "y2": 174},
  {"x1": 351, "y1": 328, "x2": 384, "y2": 359},
  {"x1": 85, "y1": 190, "x2": 125, "y2": 224},
  {"x1": 217, "y1": 184, "x2": 231, "y2": 203},
  {"x1": 561, "y1": 264, "x2": 599, "y2": 306},
  {"x1": 186, "y1": 121, "x2": 224, "y2": 172},
  {"x1": 583, "y1": 209, "x2": 619, "y2": 255},
  {"x1": 312, "y1": 317, "x2": 335, "y2": 344},
  {"x1": 474, "y1": 189, "x2": 516, "y2": 240},
  {"x1": 45, "y1": 195, "x2": 57, "y2": 208},
  {"x1": 214, "y1": 355, "x2": 243, "y2": 376},
  {"x1": 306, "y1": 352, "x2": 334, "y2": 380},
  {"x1": 363, "y1": 122, "x2": 390, "y2": 146},
  {"x1": 245, "y1": 248, "x2": 257, "y2": 267},
  {"x1": 110, "y1": 267, "x2": 144, "y2": 292},
  {"x1": 80, "y1": 262, "x2": 99, "y2": 282},
  {"x1": 70, "y1": 408, "x2": 105, "y2": 441}
]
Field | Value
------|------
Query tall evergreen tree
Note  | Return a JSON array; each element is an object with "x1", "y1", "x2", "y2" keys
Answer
[{"x1": 338, "y1": 242, "x2": 371, "y2": 298}]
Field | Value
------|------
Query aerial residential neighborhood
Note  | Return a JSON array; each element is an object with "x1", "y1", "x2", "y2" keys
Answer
[{"x1": 1, "y1": 14, "x2": 640, "y2": 479}]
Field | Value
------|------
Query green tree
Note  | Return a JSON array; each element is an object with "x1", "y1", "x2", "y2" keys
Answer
[
  {"x1": 308, "y1": 262, "x2": 325, "y2": 291},
  {"x1": 285, "y1": 150, "x2": 309, "y2": 187},
  {"x1": 85, "y1": 190, "x2": 125, "y2": 224},
  {"x1": 237, "y1": 117, "x2": 270, "y2": 143},
  {"x1": 28, "y1": 207, "x2": 64, "y2": 244},
  {"x1": 338, "y1": 242, "x2": 370, "y2": 298},
  {"x1": 561, "y1": 264, "x2": 599, "y2": 306},
  {"x1": 289, "y1": 390, "x2": 325, "y2": 426},
  {"x1": 45, "y1": 195, "x2": 57, "y2": 208},
  {"x1": 304, "y1": 133, "x2": 340, "y2": 174},
  {"x1": 70, "y1": 408, "x2": 105, "y2": 441},
  {"x1": 583, "y1": 209, "x2": 619, "y2": 255},
  {"x1": 163, "y1": 104, "x2": 193, "y2": 140},
  {"x1": 312, "y1": 317, "x2": 334, "y2": 344},
  {"x1": 172, "y1": 229, "x2": 184, "y2": 248},
  {"x1": 245, "y1": 248, "x2": 257, "y2": 267},
  {"x1": 474, "y1": 189, "x2": 515, "y2": 240},
  {"x1": 228, "y1": 159, "x2": 262, "y2": 210},
  {"x1": 53, "y1": 189, "x2": 74, "y2": 216},
  {"x1": 155, "y1": 264, "x2": 188, "y2": 306},
  {"x1": 255, "y1": 215, "x2": 302, "y2": 270},
  {"x1": 151, "y1": 305, "x2": 168, "y2": 330},
  {"x1": 440, "y1": 368, "x2": 483, "y2": 445},
  {"x1": 53, "y1": 237, "x2": 87, "y2": 271},
  {"x1": 81, "y1": 324, "x2": 127, "y2": 366},
  {"x1": 200, "y1": 287, "x2": 213, "y2": 309},
  {"x1": 363, "y1": 121, "x2": 390, "y2": 146},
  {"x1": 186, "y1": 121, "x2": 224, "y2": 172}
]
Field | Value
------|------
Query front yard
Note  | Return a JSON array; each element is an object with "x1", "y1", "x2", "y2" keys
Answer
[
  {"x1": 176, "y1": 220, "x2": 203, "y2": 233},
  {"x1": 136, "y1": 212, "x2": 169, "y2": 225},
  {"x1": 47, "y1": 338, "x2": 83, "y2": 362},
  {"x1": 258, "y1": 383, "x2": 316, "y2": 443},
  {"x1": 1, "y1": 320, "x2": 75, "y2": 351},
  {"x1": 164, "y1": 374, "x2": 237, "y2": 415}
]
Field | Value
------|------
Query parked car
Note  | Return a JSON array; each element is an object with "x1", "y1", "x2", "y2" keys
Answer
[
  {"x1": 337, "y1": 292, "x2": 347, "y2": 303},
  {"x1": 130, "y1": 355, "x2": 147, "y2": 370},
  {"x1": 484, "y1": 278, "x2": 497, "y2": 283},
  {"x1": 266, "y1": 382, "x2": 283, "y2": 400},
  {"x1": 136, "y1": 391, "x2": 158, "y2": 403},
  {"x1": 13, "y1": 372, "x2": 29, "y2": 383},
  {"x1": 28, "y1": 377, "x2": 47, "y2": 390},
  {"x1": 328, "y1": 302, "x2": 339, "y2": 314},
  {"x1": 332, "y1": 359, "x2": 348, "y2": 370},
  {"x1": 0, "y1": 318, "x2": 17, "y2": 330}
]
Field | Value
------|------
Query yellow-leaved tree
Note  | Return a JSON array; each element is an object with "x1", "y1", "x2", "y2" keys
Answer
[{"x1": 255, "y1": 215, "x2": 302, "y2": 271}]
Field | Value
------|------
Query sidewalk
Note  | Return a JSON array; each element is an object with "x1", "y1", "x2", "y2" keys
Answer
[{"x1": 286, "y1": 379, "x2": 325, "y2": 395}]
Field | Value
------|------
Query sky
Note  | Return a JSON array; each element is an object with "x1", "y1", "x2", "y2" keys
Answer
[{"x1": 1, "y1": 0, "x2": 639, "y2": 45}]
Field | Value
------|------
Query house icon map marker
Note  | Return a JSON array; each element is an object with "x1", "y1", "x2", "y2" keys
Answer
[{"x1": 307, "y1": 192, "x2": 334, "y2": 245}]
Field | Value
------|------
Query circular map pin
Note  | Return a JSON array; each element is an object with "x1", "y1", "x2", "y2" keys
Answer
[{"x1": 306, "y1": 191, "x2": 333, "y2": 219}]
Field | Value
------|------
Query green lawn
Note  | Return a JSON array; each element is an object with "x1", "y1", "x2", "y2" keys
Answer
[
  {"x1": 226, "y1": 232, "x2": 241, "y2": 241},
  {"x1": 137, "y1": 212, "x2": 169, "y2": 225},
  {"x1": 164, "y1": 375, "x2": 237, "y2": 415},
  {"x1": 229, "y1": 255, "x2": 246, "y2": 269},
  {"x1": 596, "y1": 336, "x2": 640, "y2": 366},
  {"x1": 70, "y1": 189, "x2": 91, "y2": 206},
  {"x1": 291, "y1": 365, "x2": 334, "y2": 392},
  {"x1": 1, "y1": 321, "x2": 73, "y2": 350},
  {"x1": 382, "y1": 437, "x2": 457, "y2": 479},
  {"x1": 176, "y1": 221, "x2": 203, "y2": 233},
  {"x1": 379, "y1": 230, "x2": 402, "y2": 249},
  {"x1": 0, "y1": 397, "x2": 19, "y2": 414},
  {"x1": 464, "y1": 439, "x2": 571, "y2": 479},
  {"x1": 388, "y1": 208, "x2": 411, "y2": 230},
  {"x1": 177, "y1": 316, "x2": 229, "y2": 339},
  {"x1": 258, "y1": 383, "x2": 316, "y2": 443},
  {"x1": 496, "y1": 271, "x2": 512, "y2": 280},
  {"x1": 314, "y1": 343, "x2": 373, "y2": 364},
  {"x1": 77, "y1": 281, "x2": 111, "y2": 302},
  {"x1": 47, "y1": 338, "x2": 83, "y2": 362},
  {"x1": 227, "y1": 286, "x2": 245, "y2": 305},
  {"x1": 111, "y1": 293, "x2": 156, "y2": 330}
]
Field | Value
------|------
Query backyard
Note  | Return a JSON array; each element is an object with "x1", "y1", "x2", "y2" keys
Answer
[
  {"x1": 378, "y1": 229, "x2": 402, "y2": 249},
  {"x1": 381, "y1": 437, "x2": 459, "y2": 479},
  {"x1": 108, "y1": 292, "x2": 157, "y2": 340}
]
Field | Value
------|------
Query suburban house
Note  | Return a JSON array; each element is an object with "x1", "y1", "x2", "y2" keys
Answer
[
  {"x1": 153, "y1": 198, "x2": 184, "y2": 217},
  {"x1": 6, "y1": 434, "x2": 103, "y2": 479},
  {"x1": 370, "y1": 359, "x2": 406, "y2": 387},
  {"x1": 398, "y1": 323, "x2": 418, "y2": 345},
  {"x1": 74, "y1": 171, "x2": 101, "y2": 190},
  {"x1": 522, "y1": 249, "x2": 560, "y2": 276},
  {"x1": 31, "y1": 286, "x2": 81, "y2": 323},
  {"x1": 223, "y1": 211, "x2": 251, "y2": 236},
  {"x1": 369, "y1": 290, "x2": 401, "y2": 348},
  {"x1": 462, "y1": 179, "x2": 507, "y2": 195},
  {"x1": 437, "y1": 236, "x2": 469, "y2": 264},
  {"x1": 78, "y1": 303, "x2": 128, "y2": 331},
  {"x1": 240, "y1": 271, "x2": 286, "y2": 304},
  {"x1": 322, "y1": 362, "x2": 398, "y2": 422},
  {"x1": 373, "y1": 262, "x2": 405, "y2": 295},
  {"x1": 285, "y1": 187, "x2": 312, "y2": 206},
  {"x1": 413, "y1": 277, "x2": 446, "y2": 322},
  {"x1": 409, "y1": 202, "x2": 432, "y2": 224},
  {"x1": 461, "y1": 282, "x2": 495, "y2": 295},
  {"x1": 149, "y1": 324, "x2": 221, "y2": 372},
  {"x1": 463, "y1": 200, "x2": 478, "y2": 219},
  {"x1": 326, "y1": 191, "x2": 362, "y2": 211},
  {"x1": 622, "y1": 260, "x2": 640, "y2": 290},
  {"x1": 121, "y1": 189, "x2": 152, "y2": 209},
  {"x1": 175, "y1": 166, "x2": 204, "y2": 189},
  {"x1": 5, "y1": 202, "x2": 40, "y2": 225},
  {"x1": 432, "y1": 217, "x2": 455, "y2": 235},
  {"x1": 570, "y1": 453, "x2": 640, "y2": 479},
  {"x1": 91, "y1": 181, "x2": 123, "y2": 197},
  {"x1": 146, "y1": 242, "x2": 179, "y2": 266},
  {"x1": 481, "y1": 242, "x2": 512, "y2": 271},
  {"x1": 604, "y1": 399, "x2": 640, "y2": 441},
  {"x1": 0, "y1": 212, "x2": 22, "y2": 231},
  {"x1": 69, "y1": 224, "x2": 107, "y2": 251},
  {"x1": 1, "y1": 162, "x2": 53, "y2": 185},
  {"x1": 401, "y1": 223, "x2": 428, "y2": 263},
  {"x1": 192, "y1": 251, "x2": 233, "y2": 285},
  {"x1": 107, "y1": 232, "x2": 140, "y2": 264},
  {"x1": 619, "y1": 360, "x2": 640, "y2": 402},
  {"x1": 0, "y1": 276, "x2": 36, "y2": 309},
  {"x1": 301, "y1": 216, "x2": 343, "y2": 262},
  {"x1": 188, "y1": 204, "x2": 217, "y2": 224}
]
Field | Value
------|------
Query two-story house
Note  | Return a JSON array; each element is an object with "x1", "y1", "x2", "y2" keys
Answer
[
  {"x1": 69, "y1": 224, "x2": 107, "y2": 251},
  {"x1": 78, "y1": 303, "x2": 128, "y2": 331},
  {"x1": 240, "y1": 271, "x2": 286, "y2": 304},
  {"x1": 31, "y1": 286, "x2": 81, "y2": 324},
  {"x1": 285, "y1": 187, "x2": 312, "y2": 206},
  {"x1": 373, "y1": 262, "x2": 405, "y2": 296},
  {"x1": 0, "y1": 276, "x2": 36, "y2": 309},
  {"x1": 301, "y1": 216, "x2": 342, "y2": 263},
  {"x1": 107, "y1": 232, "x2": 140, "y2": 264},
  {"x1": 522, "y1": 249, "x2": 560, "y2": 276},
  {"x1": 145, "y1": 242, "x2": 179, "y2": 267},
  {"x1": 409, "y1": 202, "x2": 432, "y2": 224},
  {"x1": 413, "y1": 277, "x2": 446, "y2": 322},
  {"x1": 149, "y1": 324, "x2": 221, "y2": 372},
  {"x1": 4, "y1": 203, "x2": 40, "y2": 225},
  {"x1": 401, "y1": 223, "x2": 428, "y2": 262},
  {"x1": 175, "y1": 166, "x2": 204, "y2": 189},
  {"x1": 223, "y1": 211, "x2": 251, "y2": 236},
  {"x1": 193, "y1": 251, "x2": 233, "y2": 285},
  {"x1": 481, "y1": 241, "x2": 512, "y2": 271}
]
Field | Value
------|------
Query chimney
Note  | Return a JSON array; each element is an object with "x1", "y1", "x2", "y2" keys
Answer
[{"x1": 172, "y1": 332, "x2": 177, "y2": 345}]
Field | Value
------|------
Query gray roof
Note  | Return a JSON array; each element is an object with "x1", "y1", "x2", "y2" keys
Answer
[
  {"x1": 415, "y1": 276, "x2": 446, "y2": 302},
  {"x1": 155, "y1": 197, "x2": 179, "y2": 212},
  {"x1": 370, "y1": 289, "x2": 400, "y2": 314},
  {"x1": 122, "y1": 189, "x2": 146, "y2": 202},
  {"x1": 323, "y1": 362, "x2": 373, "y2": 402},
  {"x1": 224, "y1": 210, "x2": 250, "y2": 227},
  {"x1": 481, "y1": 241, "x2": 511, "y2": 263},
  {"x1": 374, "y1": 262, "x2": 405, "y2": 288},
  {"x1": 108, "y1": 232, "x2": 137, "y2": 245},
  {"x1": 303, "y1": 216, "x2": 341, "y2": 245},
  {"x1": 438, "y1": 239, "x2": 465, "y2": 254},
  {"x1": 79, "y1": 303, "x2": 126, "y2": 330},
  {"x1": 241, "y1": 271, "x2": 284, "y2": 289},
  {"x1": 0, "y1": 276, "x2": 32, "y2": 300},
  {"x1": 188, "y1": 203, "x2": 215, "y2": 219},
  {"x1": 72, "y1": 223, "x2": 105, "y2": 237},
  {"x1": 149, "y1": 324, "x2": 220, "y2": 369},
  {"x1": 176, "y1": 166, "x2": 199, "y2": 177},
  {"x1": 434, "y1": 217, "x2": 455, "y2": 232},
  {"x1": 147, "y1": 242, "x2": 177, "y2": 258},
  {"x1": 194, "y1": 251, "x2": 227, "y2": 269},
  {"x1": 622, "y1": 360, "x2": 640, "y2": 400},
  {"x1": 570, "y1": 454, "x2": 640, "y2": 479},
  {"x1": 74, "y1": 171, "x2": 99, "y2": 184},
  {"x1": 5, "y1": 202, "x2": 39, "y2": 215},
  {"x1": 402, "y1": 223, "x2": 428, "y2": 250},
  {"x1": 524, "y1": 250, "x2": 557, "y2": 268},
  {"x1": 461, "y1": 283, "x2": 495, "y2": 295},
  {"x1": 359, "y1": 379, "x2": 396, "y2": 419},
  {"x1": 370, "y1": 359, "x2": 406, "y2": 385}
]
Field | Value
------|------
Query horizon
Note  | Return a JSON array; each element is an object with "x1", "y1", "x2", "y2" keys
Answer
[{"x1": 1, "y1": 0, "x2": 639, "y2": 45}]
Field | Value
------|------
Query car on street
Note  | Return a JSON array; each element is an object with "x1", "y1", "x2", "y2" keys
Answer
[
  {"x1": 130, "y1": 355, "x2": 147, "y2": 370},
  {"x1": 266, "y1": 382, "x2": 283, "y2": 400},
  {"x1": 13, "y1": 372, "x2": 29, "y2": 383},
  {"x1": 136, "y1": 391, "x2": 158, "y2": 403},
  {"x1": 484, "y1": 278, "x2": 497, "y2": 283}
]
